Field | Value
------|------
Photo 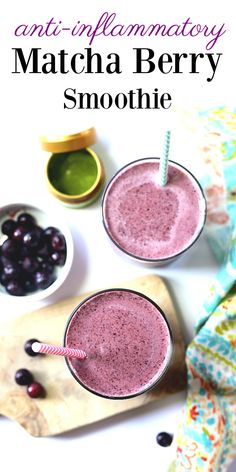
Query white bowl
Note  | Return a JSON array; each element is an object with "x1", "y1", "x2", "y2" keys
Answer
[{"x1": 0, "y1": 203, "x2": 74, "y2": 301}]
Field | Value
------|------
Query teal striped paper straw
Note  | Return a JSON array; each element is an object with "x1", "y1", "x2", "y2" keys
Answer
[{"x1": 159, "y1": 130, "x2": 171, "y2": 186}]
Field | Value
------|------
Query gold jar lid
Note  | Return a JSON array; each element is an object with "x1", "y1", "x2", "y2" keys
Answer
[{"x1": 40, "y1": 127, "x2": 96, "y2": 154}]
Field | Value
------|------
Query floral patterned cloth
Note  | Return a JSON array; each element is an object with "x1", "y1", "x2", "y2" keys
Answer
[
  {"x1": 170, "y1": 108, "x2": 236, "y2": 472},
  {"x1": 198, "y1": 107, "x2": 236, "y2": 264},
  {"x1": 175, "y1": 282, "x2": 236, "y2": 472}
]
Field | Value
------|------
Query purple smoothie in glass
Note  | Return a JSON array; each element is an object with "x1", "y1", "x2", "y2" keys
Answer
[
  {"x1": 102, "y1": 158, "x2": 206, "y2": 264},
  {"x1": 64, "y1": 289, "x2": 172, "y2": 399}
]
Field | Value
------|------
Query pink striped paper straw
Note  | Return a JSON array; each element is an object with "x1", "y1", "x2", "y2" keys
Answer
[{"x1": 32, "y1": 342, "x2": 86, "y2": 359}]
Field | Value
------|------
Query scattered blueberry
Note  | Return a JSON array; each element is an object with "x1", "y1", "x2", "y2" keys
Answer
[
  {"x1": 27, "y1": 382, "x2": 46, "y2": 398},
  {"x1": 24, "y1": 338, "x2": 41, "y2": 357},
  {"x1": 156, "y1": 432, "x2": 173, "y2": 447},
  {"x1": 15, "y1": 368, "x2": 34, "y2": 386}
]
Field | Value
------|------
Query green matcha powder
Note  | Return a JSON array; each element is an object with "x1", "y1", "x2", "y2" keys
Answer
[{"x1": 48, "y1": 150, "x2": 98, "y2": 195}]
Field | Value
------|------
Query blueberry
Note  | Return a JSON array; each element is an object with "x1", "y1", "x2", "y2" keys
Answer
[
  {"x1": 21, "y1": 256, "x2": 39, "y2": 274},
  {"x1": 19, "y1": 245, "x2": 36, "y2": 258},
  {"x1": 13, "y1": 225, "x2": 27, "y2": 243},
  {"x1": 24, "y1": 338, "x2": 41, "y2": 356},
  {"x1": 43, "y1": 226, "x2": 58, "y2": 239},
  {"x1": 15, "y1": 368, "x2": 34, "y2": 386},
  {"x1": 1, "y1": 219, "x2": 16, "y2": 237},
  {"x1": 156, "y1": 432, "x2": 173, "y2": 447},
  {"x1": 40, "y1": 260, "x2": 54, "y2": 274},
  {"x1": 6, "y1": 280, "x2": 25, "y2": 296},
  {"x1": 34, "y1": 270, "x2": 55, "y2": 289},
  {"x1": 27, "y1": 382, "x2": 46, "y2": 398},
  {"x1": 51, "y1": 233, "x2": 66, "y2": 252},
  {"x1": 50, "y1": 251, "x2": 66, "y2": 266},
  {"x1": 1, "y1": 239, "x2": 19, "y2": 259},
  {"x1": 3, "y1": 261, "x2": 20, "y2": 280},
  {"x1": 0, "y1": 255, "x2": 12, "y2": 267},
  {"x1": 0, "y1": 272, "x2": 8, "y2": 287},
  {"x1": 23, "y1": 227, "x2": 43, "y2": 249},
  {"x1": 23, "y1": 277, "x2": 37, "y2": 293},
  {"x1": 37, "y1": 242, "x2": 51, "y2": 259},
  {"x1": 17, "y1": 213, "x2": 36, "y2": 227}
]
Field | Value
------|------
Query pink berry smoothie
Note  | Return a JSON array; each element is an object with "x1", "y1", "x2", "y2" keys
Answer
[
  {"x1": 64, "y1": 289, "x2": 172, "y2": 399},
  {"x1": 102, "y1": 158, "x2": 206, "y2": 263}
]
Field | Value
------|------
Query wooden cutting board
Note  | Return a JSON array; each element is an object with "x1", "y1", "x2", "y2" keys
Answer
[{"x1": 0, "y1": 274, "x2": 187, "y2": 437}]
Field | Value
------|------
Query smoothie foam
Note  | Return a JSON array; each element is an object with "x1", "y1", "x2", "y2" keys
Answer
[
  {"x1": 65, "y1": 290, "x2": 172, "y2": 398},
  {"x1": 103, "y1": 159, "x2": 206, "y2": 261}
]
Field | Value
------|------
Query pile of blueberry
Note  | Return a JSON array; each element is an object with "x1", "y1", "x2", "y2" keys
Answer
[{"x1": 0, "y1": 212, "x2": 66, "y2": 296}]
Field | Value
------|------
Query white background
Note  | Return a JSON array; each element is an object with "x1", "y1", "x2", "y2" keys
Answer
[{"x1": 1, "y1": 1, "x2": 236, "y2": 471}]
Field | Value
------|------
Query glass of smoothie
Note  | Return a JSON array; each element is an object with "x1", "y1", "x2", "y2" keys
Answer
[
  {"x1": 102, "y1": 158, "x2": 207, "y2": 265},
  {"x1": 64, "y1": 288, "x2": 173, "y2": 399}
]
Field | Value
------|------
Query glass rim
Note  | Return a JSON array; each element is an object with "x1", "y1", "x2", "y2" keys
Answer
[
  {"x1": 102, "y1": 157, "x2": 207, "y2": 263},
  {"x1": 64, "y1": 287, "x2": 174, "y2": 400}
]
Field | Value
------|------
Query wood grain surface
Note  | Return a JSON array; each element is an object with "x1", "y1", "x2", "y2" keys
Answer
[{"x1": 0, "y1": 274, "x2": 187, "y2": 436}]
